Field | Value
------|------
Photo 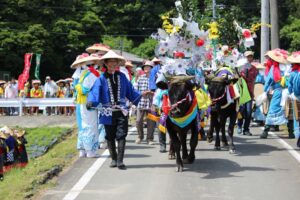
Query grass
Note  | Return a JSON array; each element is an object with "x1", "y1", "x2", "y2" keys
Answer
[
  {"x1": 0, "y1": 127, "x2": 78, "y2": 200},
  {"x1": 24, "y1": 127, "x2": 71, "y2": 158}
]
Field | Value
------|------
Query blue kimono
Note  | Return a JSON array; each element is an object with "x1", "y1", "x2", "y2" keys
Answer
[
  {"x1": 255, "y1": 74, "x2": 265, "y2": 84},
  {"x1": 149, "y1": 64, "x2": 161, "y2": 91},
  {"x1": 264, "y1": 66, "x2": 287, "y2": 125},
  {"x1": 88, "y1": 71, "x2": 141, "y2": 125}
]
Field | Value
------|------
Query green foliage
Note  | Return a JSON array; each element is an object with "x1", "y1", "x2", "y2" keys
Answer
[
  {"x1": 102, "y1": 35, "x2": 134, "y2": 53},
  {"x1": 132, "y1": 38, "x2": 158, "y2": 59},
  {"x1": 280, "y1": 17, "x2": 300, "y2": 51}
]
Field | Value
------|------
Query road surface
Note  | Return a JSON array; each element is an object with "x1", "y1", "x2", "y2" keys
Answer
[{"x1": 41, "y1": 124, "x2": 300, "y2": 200}]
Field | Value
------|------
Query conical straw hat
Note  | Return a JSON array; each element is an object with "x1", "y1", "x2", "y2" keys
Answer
[
  {"x1": 287, "y1": 51, "x2": 300, "y2": 64},
  {"x1": 99, "y1": 50, "x2": 126, "y2": 66},
  {"x1": 266, "y1": 49, "x2": 288, "y2": 64},
  {"x1": 86, "y1": 43, "x2": 110, "y2": 54},
  {"x1": 71, "y1": 53, "x2": 101, "y2": 69}
]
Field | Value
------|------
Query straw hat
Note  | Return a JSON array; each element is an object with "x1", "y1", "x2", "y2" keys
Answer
[
  {"x1": 99, "y1": 50, "x2": 126, "y2": 66},
  {"x1": 287, "y1": 51, "x2": 300, "y2": 64},
  {"x1": 125, "y1": 61, "x2": 134, "y2": 68},
  {"x1": 0, "y1": 80, "x2": 6, "y2": 85},
  {"x1": 142, "y1": 61, "x2": 154, "y2": 70},
  {"x1": 266, "y1": 50, "x2": 288, "y2": 64},
  {"x1": 151, "y1": 57, "x2": 161, "y2": 63},
  {"x1": 71, "y1": 53, "x2": 101, "y2": 69},
  {"x1": 244, "y1": 51, "x2": 254, "y2": 57},
  {"x1": 86, "y1": 43, "x2": 110, "y2": 54},
  {"x1": 13, "y1": 129, "x2": 26, "y2": 138},
  {"x1": 0, "y1": 126, "x2": 12, "y2": 139},
  {"x1": 251, "y1": 62, "x2": 265, "y2": 69},
  {"x1": 56, "y1": 79, "x2": 66, "y2": 84},
  {"x1": 65, "y1": 78, "x2": 73, "y2": 82},
  {"x1": 32, "y1": 80, "x2": 41, "y2": 85}
]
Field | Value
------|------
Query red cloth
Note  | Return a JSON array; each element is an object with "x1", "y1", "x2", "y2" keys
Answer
[
  {"x1": 162, "y1": 95, "x2": 171, "y2": 115},
  {"x1": 228, "y1": 85, "x2": 235, "y2": 98},
  {"x1": 88, "y1": 66, "x2": 100, "y2": 77},
  {"x1": 265, "y1": 59, "x2": 281, "y2": 82},
  {"x1": 292, "y1": 64, "x2": 300, "y2": 72}
]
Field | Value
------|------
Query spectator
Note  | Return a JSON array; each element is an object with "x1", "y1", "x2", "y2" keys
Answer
[
  {"x1": 4, "y1": 81, "x2": 18, "y2": 116},
  {"x1": 0, "y1": 80, "x2": 6, "y2": 116},
  {"x1": 64, "y1": 80, "x2": 74, "y2": 116},
  {"x1": 44, "y1": 76, "x2": 58, "y2": 115},
  {"x1": 135, "y1": 61, "x2": 156, "y2": 145},
  {"x1": 56, "y1": 80, "x2": 66, "y2": 115},
  {"x1": 30, "y1": 80, "x2": 43, "y2": 115}
]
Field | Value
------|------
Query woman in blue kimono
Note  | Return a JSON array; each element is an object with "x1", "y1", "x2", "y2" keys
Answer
[
  {"x1": 71, "y1": 53, "x2": 102, "y2": 158},
  {"x1": 87, "y1": 50, "x2": 146, "y2": 169},
  {"x1": 260, "y1": 50, "x2": 288, "y2": 138}
]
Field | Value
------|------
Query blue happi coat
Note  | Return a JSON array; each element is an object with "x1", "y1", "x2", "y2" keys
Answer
[{"x1": 88, "y1": 71, "x2": 141, "y2": 125}]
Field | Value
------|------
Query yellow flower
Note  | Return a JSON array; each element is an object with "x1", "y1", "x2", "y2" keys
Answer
[
  {"x1": 208, "y1": 21, "x2": 219, "y2": 40},
  {"x1": 175, "y1": 25, "x2": 181, "y2": 32},
  {"x1": 250, "y1": 23, "x2": 272, "y2": 33}
]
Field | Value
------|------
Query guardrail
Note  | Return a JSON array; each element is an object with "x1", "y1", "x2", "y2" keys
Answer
[{"x1": 0, "y1": 98, "x2": 75, "y2": 116}]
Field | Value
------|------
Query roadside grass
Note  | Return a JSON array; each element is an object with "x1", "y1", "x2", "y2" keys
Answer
[{"x1": 0, "y1": 127, "x2": 77, "y2": 200}]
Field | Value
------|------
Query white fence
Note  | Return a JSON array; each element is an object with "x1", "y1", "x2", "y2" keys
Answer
[{"x1": 0, "y1": 98, "x2": 75, "y2": 116}]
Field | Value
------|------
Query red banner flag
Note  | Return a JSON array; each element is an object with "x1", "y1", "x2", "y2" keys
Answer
[{"x1": 18, "y1": 53, "x2": 33, "y2": 90}]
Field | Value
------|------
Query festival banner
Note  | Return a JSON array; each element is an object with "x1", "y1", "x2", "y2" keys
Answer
[
  {"x1": 34, "y1": 54, "x2": 41, "y2": 80},
  {"x1": 18, "y1": 53, "x2": 33, "y2": 90}
]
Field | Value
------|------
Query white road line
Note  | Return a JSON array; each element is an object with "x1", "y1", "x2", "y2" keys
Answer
[
  {"x1": 269, "y1": 132, "x2": 300, "y2": 164},
  {"x1": 260, "y1": 127, "x2": 300, "y2": 164},
  {"x1": 63, "y1": 127, "x2": 137, "y2": 200}
]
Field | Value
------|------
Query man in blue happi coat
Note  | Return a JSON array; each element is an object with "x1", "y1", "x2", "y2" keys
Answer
[{"x1": 87, "y1": 50, "x2": 149, "y2": 169}]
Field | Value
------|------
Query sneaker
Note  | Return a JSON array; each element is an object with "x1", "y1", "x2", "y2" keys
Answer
[
  {"x1": 135, "y1": 138, "x2": 141, "y2": 144},
  {"x1": 148, "y1": 140, "x2": 155, "y2": 145},
  {"x1": 86, "y1": 151, "x2": 100, "y2": 158},
  {"x1": 110, "y1": 160, "x2": 117, "y2": 168},
  {"x1": 260, "y1": 131, "x2": 268, "y2": 139},
  {"x1": 79, "y1": 150, "x2": 86, "y2": 158},
  {"x1": 159, "y1": 145, "x2": 167, "y2": 153},
  {"x1": 243, "y1": 131, "x2": 252, "y2": 136},
  {"x1": 237, "y1": 128, "x2": 242, "y2": 134}
]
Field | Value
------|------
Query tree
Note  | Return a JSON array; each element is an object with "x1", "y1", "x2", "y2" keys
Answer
[{"x1": 132, "y1": 38, "x2": 158, "y2": 59}]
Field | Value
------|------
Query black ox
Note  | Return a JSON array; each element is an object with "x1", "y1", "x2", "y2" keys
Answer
[
  {"x1": 206, "y1": 74, "x2": 238, "y2": 154},
  {"x1": 158, "y1": 76, "x2": 199, "y2": 172}
]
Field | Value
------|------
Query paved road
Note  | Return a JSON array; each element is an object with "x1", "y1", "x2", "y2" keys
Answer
[{"x1": 42, "y1": 125, "x2": 300, "y2": 200}]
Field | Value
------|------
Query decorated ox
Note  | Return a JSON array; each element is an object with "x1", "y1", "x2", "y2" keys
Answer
[
  {"x1": 206, "y1": 69, "x2": 239, "y2": 154},
  {"x1": 157, "y1": 75, "x2": 199, "y2": 172}
]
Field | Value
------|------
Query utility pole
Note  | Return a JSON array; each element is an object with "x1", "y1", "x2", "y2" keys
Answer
[
  {"x1": 212, "y1": 0, "x2": 216, "y2": 20},
  {"x1": 270, "y1": 0, "x2": 279, "y2": 49},
  {"x1": 261, "y1": 0, "x2": 270, "y2": 62}
]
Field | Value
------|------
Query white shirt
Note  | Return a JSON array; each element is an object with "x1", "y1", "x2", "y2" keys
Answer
[
  {"x1": 44, "y1": 81, "x2": 58, "y2": 96},
  {"x1": 5, "y1": 85, "x2": 18, "y2": 98}
]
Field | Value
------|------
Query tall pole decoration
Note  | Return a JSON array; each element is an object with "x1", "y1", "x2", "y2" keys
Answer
[{"x1": 209, "y1": 0, "x2": 219, "y2": 70}]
